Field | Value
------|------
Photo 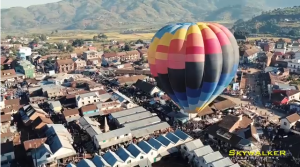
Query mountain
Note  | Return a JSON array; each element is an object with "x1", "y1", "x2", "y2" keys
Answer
[
  {"x1": 1, "y1": 0, "x2": 300, "y2": 32},
  {"x1": 233, "y1": 6, "x2": 300, "y2": 35}
]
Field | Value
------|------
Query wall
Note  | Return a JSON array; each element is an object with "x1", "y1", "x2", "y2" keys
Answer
[{"x1": 76, "y1": 96, "x2": 100, "y2": 108}]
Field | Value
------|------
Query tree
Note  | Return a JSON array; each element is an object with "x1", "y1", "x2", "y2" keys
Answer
[
  {"x1": 6, "y1": 35, "x2": 13, "y2": 39},
  {"x1": 1, "y1": 65, "x2": 4, "y2": 70},
  {"x1": 135, "y1": 39, "x2": 144, "y2": 44},
  {"x1": 288, "y1": 29, "x2": 300, "y2": 37},
  {"x1": 38, "y1": 48, "x2": 49, "y2": 56},
  {"x1": 39, "y1": 34, "x2": 47, "y2": 41},
  {"x1": 72, "y1": 39, "x2": 84, "y2": 47},
  {"x1": 98, "y1": 33, "x2": 108, "y2": 39},
  {"x1": 123, "y1": 44, "x2": 132, "y2": 51},
  {"x1": 57, "y1": 43, "x2": 65, "y2": 51},
  {"x1": 55, "y1": 30, "x2": 58, "y2": 33},
  {"x1": 66, "y1": 45, "x2": 74, "y2": 52}
]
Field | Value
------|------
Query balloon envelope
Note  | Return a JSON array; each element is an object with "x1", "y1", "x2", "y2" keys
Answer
[{"x1": 148, "y1": 22, "x2": 239, "y2": 113}]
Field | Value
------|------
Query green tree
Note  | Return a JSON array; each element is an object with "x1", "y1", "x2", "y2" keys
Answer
[
  {"x1": 98, "y1": 33, "x2": 108, "y2": 39},
  {"x1": 66, "y1": 45, "x2": 74, "y2": 52},
  {"x1": 38, "y1": 48, "x2": 49, "y2": 56},
  {"x1": 72, "y1": 39, "x2": 84, "y2": 47},
  {"x1": 123, "y1": 44, "x2": 132, "y2": 51},
  {"x1": 57, "y1": 43, "x2": 65, "y2": 51},
  {"x1": 6, "y1": 35, "x2": 13, "y2": 39},
  {"x1": 135, "y1": 39, "x2": 144, "y2": 44},
  {"x1": 39, "y1": 34, "x2": 47, "y2": 41},
  {"x1": 55, "y1": 30, "x2": 58, "y2": 33}
]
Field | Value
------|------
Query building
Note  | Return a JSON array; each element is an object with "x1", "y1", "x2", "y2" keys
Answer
[
  {"x1": 271, "y1": 90, "x2": 300, "y2": 105},
  {"x1": 134, "y1": 79, "x2": 161, "y2": 96},
  {"x1": 114, "y1": 75, "x2": 148, "y2": 86},
  {"x1": 102, "y1": 52, "x2": 120, "y2": 66},
  {"x1": 56, "y1": 59, "x2": 75, "y2": 73},
  {"x1": 76, "y1": 92, "x2": 101, "y2": 108},
  {"x1": 280, "y1": 113, "x2": 300, "y2": 132},
  {"x1": 242, "y1": 47, "x2": 259, "y2": 63},
  {"x1": 287, "y1": 59, "x2": 300, "y2": 73},
  {"x1": 78, "y1": 116, "x2": 102, "y2": 138},
  {"x1": 102, "y1": 50, "x2": 141, "y2": 66},
  {"x1": 81, "y1": 104, "x2": 99, "y2": 117},
  {"x1": 48, "y1": 101, "x2": 62, "y2": 113},
  {"x1": 87, "y1": 58, "x2": 101, "y2": 66},
  {"x1": 83, "y1": 51, "x2": 102, "y2": 61},
  {"x1": 63, "y1": 108, "x2": 80, "y2": 122},
  {"x1": 1, "y1": 69, "x2": 25, "y2": 83},
  {"x1": 15, "y1": 60, "x2": 35, "y2": 78},
  {"x1": 31, "y1": 116, "x2": 53, "y2": 131},
  {"x1": 19, "y1": 104, "x2": 49, "y2": 125},
  {"x1": 74, "y1": 59, "x2": 87, "y2": 70},
  {"x1": 1, "y1": 114, "x2": 12, "y2": 133},
  {"x1": 1, "y1": 141, "x2": 15, "y2": 166},
  {"x1": 18, "y1": 47, "x2": 32, "y2": 60},
  {"x1": 93, "y1": 127, "x2": 132, "y2": 150}
]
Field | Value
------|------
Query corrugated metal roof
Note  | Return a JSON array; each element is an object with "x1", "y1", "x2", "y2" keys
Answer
[
  {"x1": 202, "y1": 151, "x2": 223, "y2": 164},
  {"x1": 183, "y1": 139, "x2": 204, "y2": 152},
  {"x1": 115, "y1": 147, "x2": 134, "y2": 162},
  {"x1": 102, "y1": 151, "x2": 124, "y2": 166},
  {"x1": 156, "y1": 135, "x2": 173, "y2": 146},
  {"x1": 138, "y1": 141, "x2": 155, "y2": 154},
  {"x1": 210, "y1": 157, "x2": 234, "y2": 167},
  {"x1": 91, "y1": 155, "x2": 111, "y2": 167},
  {"x1": 117, "y1": 111, "x2": 153, "y2": 124},
  {"x1": 165, "y1": 133, "x2": 181, "y2": 144},
  {"x1": 147, "y1": 138, "x2": 165, "y2": 150},
  {"x1": 174, "y1": 129, "x2": 192, "y2": 141},
  {"x1": 94, "y1": 127, "x2": 131, "y2": 142},
  {"x1": 193, "y1": 145, "x2": 214, "y2": 157},
  {"x1": 123, "y1": 116, "x2": 161, "y2": 130},
  {"x1": 77, "y1": 159, "x2": 96, "y2": 167},
  {"x1": 127, "y1": 144, "x2": 146, "y2": 158},
  {"x1": 131, "y1": 122, "x2": 170, "y2": 138},
  {"x1": 110, "y1": 106, "x2": 146, "y2": 119}
]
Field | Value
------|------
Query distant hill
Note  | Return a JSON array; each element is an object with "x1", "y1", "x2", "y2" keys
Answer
[
  {"x1": 233, "y1": 6, "x2": 300, "y2": 36},
  {"x1": 1, "y1": 0, "x2": 300, "y2": 32}
]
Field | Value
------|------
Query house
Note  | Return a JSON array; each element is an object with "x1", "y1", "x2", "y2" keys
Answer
[
  {"x1": 123, "y1": 50, "x2": 140, "y2": 62},
  {"x1": 29, "y1": 96, "x2": 47, "y2": 104},
  {"x1": 134, "y1": 79, "x2": 161, "y2": 96},
  {"x1": 81, "y1": 104, "x2": 99, "y2": 117},
  {"x1": 1, "y1": 114, "x2": 12, "y2": 133},
  {"x1": 17, "y1": 47, "x2": 31, "y2": 60},
  {"x1": 280, "y1": 113, "x2": 300, "y2": 131},
  {"x1": 271, "y1": 90, "x2": 299, "y2": 105},
  {"x1": 102, "y1": 52, "x2": 120, "y2": 66},
  {"x1": 87, "y1": 58, "x2": 101, "y2": 66},
  {"x1": 15, "y1": 60, "x2": 36, "y2": 78},
  {"x1": 48, "y1": 101, "x2": 62, "y2": 113},
  {"x1": 1, "y1": 105, "x2": 22, "y2": 116},
  {"x1": 56, "y1": 59, "x2": 75, "y2": 73},
  {"x1": 93, "y1": 127, "x2": 132, "y2": 150},
  {"x1": 78, "y1": 116, "x2": 102, "y2": 138},
  {"x1": 242, "y1": 47, "x2": 259, "y2": 63},
  {"x1": 31, "y1": 116, "x2": 53, "y2": 130},
  {"x1": 102, "y1": 150, "x2": 124, "y2": 167},
  {"x1": 127, "y1": 144, "x2": 147, "y2": 160},
  {"x1": 180, "y1": 139, "x2": 204, "y2": 158},
  {"x1": 74, "y1": 59, "x2": 87, "y2": 70},
  {"x1": 83, "y1": 51, "x2": 102, "y2": 61},
  {"x1": 116, "y1": 147, "x2": 135, "y2": 165},
  {"x1": 114, "y1": 75, "x2": 147, "y2": 86},
  {"x1": 156, "y1": 135, "x2": 177, "y2": 153},
  {"x1": 76, "y1": 92, "x2": 100, "y2": 108},
  {"x1": 63, "y1": 108, "x2": 80, "y2": 122},
  {"x1": 4, "y1": 98, "x2": 20, "y2": 109},
  {"x1": 115, "y1": 63, "x2": 133, "y2": 69},
  {"x1": 88, "y1": 83, "x2": 104, "y2": 91},
  {"x1": 45, "y1": 86, "x2": 66, "y2": 98},
  {"x1": 138, "y1": 49, "x2": 148, "y2": 58},
  {"x1": 19, "y1": 104, "x2": 49, "y2": 125},
  {"x1": 0, "y1": 69, "x2": 25, "y2": 82},
  {"x1": 1, "y1": 141, "x2": 15, "y2": 165},
  {"x1": 96, "y1": 101, "x2": 122, "y2": 115},
  {"x1": 91, "y1": 155, "x2": 111, "y2": 167},
  {"x1": 138, "y1": 141, "x2": 158, "y2": 163},
  {"x1": 191, "y1": 145, "x2": 214, "y2": 162},
  {"x1": 263, "y1": 43, "x2": 275, "y2": 52},
  {"x1": 287, "y1": 59, "x2": 300, "y2": 74},
  {"x1": 147, "y1": 138, "x2": 167, "y2": 159}
]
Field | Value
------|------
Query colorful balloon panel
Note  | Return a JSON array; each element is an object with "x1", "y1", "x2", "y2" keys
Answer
[{"x1": 148, "y1": 22, "x2": 239, "y2": 114}]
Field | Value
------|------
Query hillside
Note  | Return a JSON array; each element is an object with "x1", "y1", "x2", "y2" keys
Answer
[
  {"x1": 1, "y1": 0, "x2": 300, "y2": 32},
  {"x1": 233, "y1": 6, "x2": 300, "y2": 35}
]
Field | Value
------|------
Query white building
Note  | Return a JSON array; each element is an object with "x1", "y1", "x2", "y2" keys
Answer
[
  {"x1": 280, "y1": 113, "x2": 300, "y2": 132},
  {"x1": 138, "y1": 141, "x2": 159, "y2": 163},
  {"x1": 0, "y1": 96, "x2": 5, "y2": 110},
  {"x1": 93, "y1": 127, "x2": 132, "y2": 150},
  {"x1": 287, "y1": 59, "x2": 300, "y2": 73},
  {"x1": 194, "y1": 151, "x2": 223, "y2": 167},
  {"x1": 208, "y1": 157, "x2": 234, "y2": 167},
  {"x1": 76, "y1": 92, "x2": 100, "y2": 108},
  {"x1": 18, "y1": 47, "x2": 32, "y2": 59}
]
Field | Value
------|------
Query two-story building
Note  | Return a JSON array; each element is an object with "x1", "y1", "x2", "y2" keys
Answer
[
  {"x1": 242, "y1": 47, "x2": 259, "y2": 63},
  {"x1": 287, "y1": 59, "x2": 300, "y2": 74},
  {"x1": 74, "y1": 59, "x2": 87, "y2": 70},
  {"x1": 0, "y1": 69, "x2": 25, "y2": 83},
  {"x1": 280, "y1": 113, "x2": 300, "y2": 132},
  {"x1": 83, "y1": 51, "x2": 102, "y2": 61},
  {"x1": 76, "y1": 92, "x2": 101, "y2": 108},
  {"x1": 17, "y1": 47, "x2": 32, "y2": 60},
  {"x1": 15, "y1": 60, "x2": 35, "y2": 78},
  {"x1": 56, "y1": 59, "x2": 75, "y2": 73},
  {"x1": 93, "y1": 127, "x2": 132, "y2": 150},
  {"x1": 63, "y1": 108, "x2": 80, "y2": 122},
  {"x1": 81, "y1": 104, "x2": 99, "y2": 117},
  {"x1": 102, "y1": 52, "x2": 120, "y2": 66}
]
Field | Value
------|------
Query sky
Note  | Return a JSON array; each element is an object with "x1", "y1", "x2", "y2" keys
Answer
[{"x1": 1, "y1": 0, "x2": 61, "y2": 9}]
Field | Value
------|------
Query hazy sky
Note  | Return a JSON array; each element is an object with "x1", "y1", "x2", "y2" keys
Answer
[{"x1": 1, "y1": 0, "x2": 61, "y2": 9}]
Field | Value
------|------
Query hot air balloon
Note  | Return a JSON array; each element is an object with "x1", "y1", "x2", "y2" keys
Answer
[{"x1": 148, "y1": 22, "x2": 239, "y2": 114}]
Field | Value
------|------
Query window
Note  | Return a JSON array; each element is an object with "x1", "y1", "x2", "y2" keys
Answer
[
  {"x1": 127, "y1": 160, "x2": 131, "y2": 164},
  {"x1": 284, "y1": 122, "x2": 287, "y2": 126},
  {"x1": 94, "y1": 100, "x2": 96, "y2": 102},
  {"x1": 140, "y1": 156, "x2": 144, "y2": 159},
  {"x1": 82, "y1": 102, "x2": 84, "y2": 105},
  {"x1": 183, "y1": 146, "x2": 187, "y2": 150},
  {"x1": 151, "y1": 152, "x2": 153, "y2": 155},
  {"x1": 117, "y1": 136, "x2": 119, "y2": 139}
]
